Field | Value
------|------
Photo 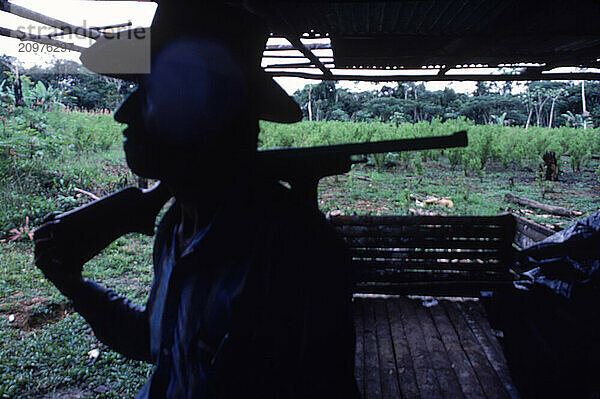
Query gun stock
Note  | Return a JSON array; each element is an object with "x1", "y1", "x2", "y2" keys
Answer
[{"x1": 47, "y1": 183, "x2": 171, "y2": 266}]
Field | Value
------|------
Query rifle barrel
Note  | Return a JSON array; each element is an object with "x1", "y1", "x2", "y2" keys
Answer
[{"x1": 257, "y1": 130, "x2": 467, "y2": 161}]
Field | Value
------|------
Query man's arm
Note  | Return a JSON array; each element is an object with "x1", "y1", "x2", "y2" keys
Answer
[
  {"x1": 32, "y1": 184, "x2": 169, "y2": 362},
  {"x1": 34, "y1": 225, "x2": 154, "y2": 361},
  {"x1": 67, "y1": 279, "x2": 153, "y2": 361}
]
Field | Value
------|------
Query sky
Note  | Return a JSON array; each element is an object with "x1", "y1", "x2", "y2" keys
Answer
[
  {"x1": 0, "y1": 0, "x2": 157, "y2": 65},
  {"x1": 0, "y1": 0, "x2": 480, "y2": 95}
]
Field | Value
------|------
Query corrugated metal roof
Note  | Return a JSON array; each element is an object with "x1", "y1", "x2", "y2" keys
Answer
[
  {"x1": 257, "y1": 1, "x2": 600, "y2": 37},
  {"x1": 241, "y1": 0, "x2": 600, "y2": 80}
]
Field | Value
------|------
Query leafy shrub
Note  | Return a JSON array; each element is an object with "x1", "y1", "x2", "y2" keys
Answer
[
  {"x1": 258, "y1": 118, "x2": 599, "y2": 177},
  {"x1": 0, "y1": 108, "x2": 131, "y2": 236},
  {"x1": 567, "y1": 130, "x2": 590, "y2": 172},
  {"x1": 447, "y1": 147, "x2": 465, "y2": 169},
  {"x1": 3, "y1": 109, "x2": 598, "y2": 235}
]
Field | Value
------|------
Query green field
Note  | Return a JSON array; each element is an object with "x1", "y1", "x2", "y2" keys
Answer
[{"x1": 1, "y1": 109, "x2": 599, "y2": 397}]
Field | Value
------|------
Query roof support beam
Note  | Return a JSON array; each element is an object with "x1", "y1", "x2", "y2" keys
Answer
[
  {"x1": 46, "y1": 22, "x2": 132, "y2": 38},
  {"x1": 267, "y1": 5, "x2": 334, "y2": 78},
  {"x1": 284, "y1": 35, "x2": 333, "y2": 78},
  {"x1": 520, "y1": 64, "x2": 560, "y2": 79},
  {"x1": 437, "y1": 65, "x2": 452, "y2": 76},
  {"x1": 0, "y1": 26, "x2": 84, "y2": 52},
  {"x1": 0, "y1": 0, "x2": 102, "y2": 39}
]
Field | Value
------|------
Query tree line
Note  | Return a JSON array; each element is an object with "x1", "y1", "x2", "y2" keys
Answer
[
  {"x1": 292, "y1": 80, "x2": 600, "y2": 129},
  {"x1": 2, "y1": 55, "x2": 599, "y2": 129},
  {"x1": 1, "y1": 56, "x2": 135, "y2": 111}
]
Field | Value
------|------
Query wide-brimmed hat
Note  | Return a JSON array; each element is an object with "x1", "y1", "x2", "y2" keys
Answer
[{"x1": 80, "y1": 2, "x2": 302, "y2": 123}]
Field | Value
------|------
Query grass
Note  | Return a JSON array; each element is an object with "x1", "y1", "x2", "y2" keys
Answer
[
  {"x1": 1, "y1": 108, "x2": 599, "y2": 397},
  {"x1": 0, "y1": 108, "x2": 136, "y2": 236},
  {"x1": 319, "y1": 156, "x2": 600, "y2": 229},
  {"x1": 0, "y1": 239, "x2": 154, "y2": 398},
  {"x1": 0, "y1": 108, "x2": 151, "y2": 398}
]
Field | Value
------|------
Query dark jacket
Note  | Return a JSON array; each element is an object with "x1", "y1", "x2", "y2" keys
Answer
[{"x1": 73, "y1": 178, "x2": 359, "y2": 398}]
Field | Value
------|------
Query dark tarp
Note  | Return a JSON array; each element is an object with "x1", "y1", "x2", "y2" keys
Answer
[{"x1": 484, "y1": 211, "x2": 600, "y2": 399}]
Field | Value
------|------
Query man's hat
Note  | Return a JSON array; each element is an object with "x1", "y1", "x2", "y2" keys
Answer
[{"x1": 79, "y1": 2, "x2": 302, "y2": 123}]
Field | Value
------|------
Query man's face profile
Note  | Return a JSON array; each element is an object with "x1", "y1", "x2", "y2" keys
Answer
[
  {"x1": 114, "y1": 39, "x2": 248, "y2": 182},
  {"x1": 114, "y1": 82, "x2": 162, "y2": 179}
]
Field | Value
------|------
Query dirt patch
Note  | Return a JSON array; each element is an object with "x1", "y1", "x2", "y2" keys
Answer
[{"x1": 2, "y1": 297, "x2": 73, "y2": 331}]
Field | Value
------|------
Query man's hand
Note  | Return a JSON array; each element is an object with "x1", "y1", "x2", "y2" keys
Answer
[
  {"x1": 32, "y1": 182, "x2": 171, "y2": 297},
  {"x1": 33, "y1": 212, "x2": 85, "y2": 298}
]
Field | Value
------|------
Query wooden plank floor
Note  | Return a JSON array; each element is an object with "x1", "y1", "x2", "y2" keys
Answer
[{"x1": 354, "y1": 296, "x2": 520, "y2": 399}]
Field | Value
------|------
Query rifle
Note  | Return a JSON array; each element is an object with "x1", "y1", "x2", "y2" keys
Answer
[
  {"x1": 256, "y1": 130, "x2": 467, "y2": 206},
  {"x1": 45, "y1": 130, "x2": 467, "y2": 266}
]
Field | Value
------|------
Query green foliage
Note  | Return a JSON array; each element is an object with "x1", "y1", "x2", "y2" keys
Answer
[
  {"x1": 319, "y1": 155, "x2": 600, "y2": 222},
  {"x1": 0, "y1": 108, "x2": 132, "y2": 236},
  {"x1": 259, "y1": 118, "x2": 598, "y2": 178},
  {"x1": 24, "y1": 59, "x2": 136, "y2": 111},
  {"x1": 562, "y1": 110, "x2": 593, "y2": 129},
  {"x1": 0, "y1": 78, "x2": 14, "y2": 106},
  {"x1": 565, "y1": 129, "x2": 594, "y2": 172},
  {"x1": 2, "y1": 107, "x2": 600, "y2": 397},
  {"x1": 468, "y1": 126, "x2": 496, "y2": 169},
  {"x1": 0, "y1": 107, "x2": 149, "y2": 396},
  {"x1": 329, "y1": 109, "x2": 350, "y2": 121},
  {"x1": 447, "y1": 147, "x2": 465, "y2": 169},
  {"x1": 0, "y1": 240, "x2": 153, "y2": 398},
  {"x1": 23, "y1": 80, "x2": 67, "y2": 111}
]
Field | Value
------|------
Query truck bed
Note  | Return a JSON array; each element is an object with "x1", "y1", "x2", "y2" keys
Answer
[{"x1": 354, "y1": 296, "x2": 520, "y2": 399}]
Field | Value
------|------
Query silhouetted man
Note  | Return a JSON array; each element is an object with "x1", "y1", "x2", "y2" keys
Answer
[{"x1": 33, "y1": 2, "x2": 358, "y2": 398}]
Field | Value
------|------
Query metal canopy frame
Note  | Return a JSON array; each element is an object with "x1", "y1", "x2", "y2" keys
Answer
[
  {"x1": 253, "y1": 0, "x2": 600, "y2": 82},
  {"x1": 262, "y1": 36, "x2": 600, "y2": 81},
  {"x1": 1, "y1": 0, "x2": 599, "y2": 82}
]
